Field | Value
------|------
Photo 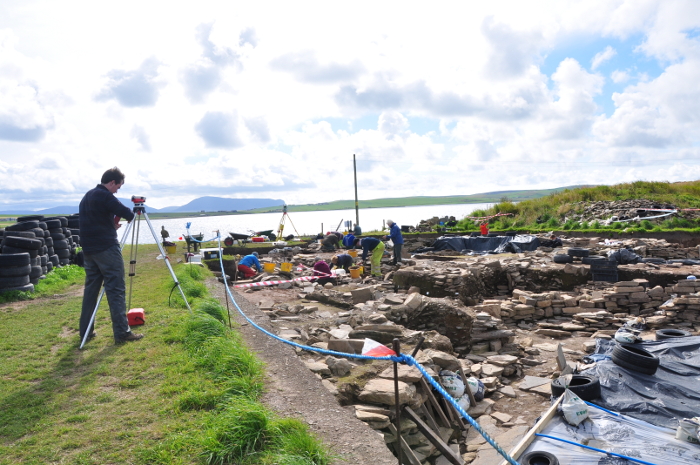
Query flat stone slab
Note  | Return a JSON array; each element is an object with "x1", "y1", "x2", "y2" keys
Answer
[{"x1": 518, "y1": 375, "x2": 551, "y2": 391}]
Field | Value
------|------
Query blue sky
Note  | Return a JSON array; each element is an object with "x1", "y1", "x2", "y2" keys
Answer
[{"x1": 0, "y1": 0, "x2": 699, "y2": 210}]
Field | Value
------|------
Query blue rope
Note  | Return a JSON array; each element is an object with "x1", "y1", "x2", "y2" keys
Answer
[
  {"x1": 535, "y1": 433, "x2": 660, "y2": 465},
  {"x1": 211, "y1": 235, "x2": 520, "y2": 465},
  {"x1": 185, "y1": 223, "x2": 219, "y2": 243}
]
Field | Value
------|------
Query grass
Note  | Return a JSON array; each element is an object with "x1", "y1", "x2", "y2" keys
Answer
[
  {"x1": 451, "y1": 180, "x2": 700, "y2": 234},
  {"x1": 0, "y1": 265, "x2": 86, "y2": 304},
  {"x1": 0, "y1": 244, "x2": 332, "y2": 465}
]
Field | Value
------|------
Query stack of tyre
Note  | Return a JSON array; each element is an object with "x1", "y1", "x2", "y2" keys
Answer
[
  {"x1": 67, "y1": 214, "x2": 80, "y2": 247},
  {"x1": 0, "y1": 215, "x2": 49, "y2": 292},
  {"x1": 43, "y1": 216, "x2": 77, "y2": 266}
]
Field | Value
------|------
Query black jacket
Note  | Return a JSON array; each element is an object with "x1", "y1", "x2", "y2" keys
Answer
[{"x1": 79, "y1": 184, "x2": 135, "y2": 254}]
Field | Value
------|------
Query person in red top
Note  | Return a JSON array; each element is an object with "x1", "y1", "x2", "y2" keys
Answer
[
  {"x1": 312, "y1": 258, "x2": 334, "y2": 285},
  {"x1": 480, "y1": 222, "x2": 489, "y2": 236}
]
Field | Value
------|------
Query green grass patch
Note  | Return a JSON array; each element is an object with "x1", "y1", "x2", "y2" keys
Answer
[
  {"x1": 0, "y1": 265, "x2": 85, "y2": 304},
  {"x1": 0, "y1": 244, "x2": 331, "y2": 465}
]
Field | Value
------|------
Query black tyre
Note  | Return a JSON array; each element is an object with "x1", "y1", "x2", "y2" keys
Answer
[
  {"x1": 520, "y1": 451, "x2": 559, "y2": 465},
  {"x1": 45, "y1": 237, "x2": 54, "y2": 247},
  {"x1": 2, "y1": 230, "x2": 36, "y2": 239},
  {"x1": 224, "y1": 237, "x2": 234, "y2": 246},
  {"x1": 49, "y1": 254, "x2": 59, "y2": 266},
  {"x1": 50, "y1": 233, "x2": 66, "y2": 241},
  {"x1": 2, "y1": 246, "x2": 38, "y2": 258},
  {"x1": 59, "y1": 258, "x2": 71, "y2": 266},
  {"x1": 612, "y1": 343, "x2": 660, "y2": 375},
  {"x1": 56, "y1": 249, "x2": 71, "y2": 259},
  {"x1": 31, "y1": 256, "x2": 41, "y2": 266},
  {"x1": 37, "y1": 222, "x2": 47, "y2": 230},
  {"x1": 553, "y1": 254, "x2": 573, "y2": 264},
  {"x1": 656, "y1": 329, "x2": 693, "y2": 340},
  {"x1": 1, "y1": 253, "x2": 31, "y2": 267},
  {"x1": 40, "y1": 255, "x2": 48, "y2": 266},
  {"x1": 567, "y1": 247, "x2": 590, "y2": 257},
  {"x1": 0, "y1": 274, "x2": 31, "y2": 288},
  {"x1": 581, "y1": 255, "x2": 607, "y2": 265},
  {"x1": 0, "y1": 283, "x2": 34, "y2": 293},
  {"x1": 67, "y1": 220, "x2": 80, "y2": 229},
  {"x1": 29, "y1": 266, "x2": 43, "y2": 279},
  {"x1": 72, "y1": 235, "x2": 80, "y2": 244},
  {"x1": 0, "y1": 264, "x2": 31, "y2": 277},
  {"x1": 551, "y1": 375, "x2": 601, "y2": 401},
  {"x1": 505, "y1": 231, "x2": 517, "y2": 237},
  {"x1": 643, "y1": 257, "x2": 666, "y2": 264},
  {"x1": 53, "y1": 239, "x2": 69, "y2": 249},
  {"x1": 6, "y1": 221, "x2": 39, "y2": 232},
  {"x1": 44, "y1": 219, "x2": 62, "y2": 229},
  {"x1": 17, "y1": 215, "x2": 44, "y2": 222},
  {"x1": 2, "y1": 236, "x2": 42, "y2": 250},
  {"x1": 47, "y1": 247, "x2": 54, "y2": 256},
  {"x1": 46, "y1": 262, "x2": 53, "y2": 272}
]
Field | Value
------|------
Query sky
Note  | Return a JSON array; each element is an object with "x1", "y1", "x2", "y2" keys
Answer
[{"x1": 1, "y1": 0, "x2": 699, "y2": 210}]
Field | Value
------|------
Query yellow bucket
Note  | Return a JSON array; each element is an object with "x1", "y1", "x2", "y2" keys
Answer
[
  {"x1": 165, "y1": 245, "x2": 177, "y2": 254},
  {"x1": 280, "y1": 262, "x2": 293, "y2": 272},
  {"x1": 263, "y1": 263, "x2": 276, "y2": 273},
  {"x1": 349, "y1": 266, "x2": 361, "y2": 279},
  {"x1": 348, "y1": 249, "x2": 358, "y2": 258}
]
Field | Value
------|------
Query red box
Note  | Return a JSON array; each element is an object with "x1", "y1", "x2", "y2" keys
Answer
[
  {"x1": 127, "y1": 308, "x2": 145, "y2": 326},
  {"x1": 251, "y1": 236, "x2": 265, "y2": 242}
]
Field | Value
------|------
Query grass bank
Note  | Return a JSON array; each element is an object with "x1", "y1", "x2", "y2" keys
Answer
[{"x1": 0, "y1": 244, "x2": 331, "y2": 465}]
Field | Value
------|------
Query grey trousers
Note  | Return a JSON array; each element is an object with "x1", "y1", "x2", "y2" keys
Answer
[
  {"x1": 393, "y1": 243, "x2": 403, "y2": 264},
  {"x1": 79, "y1": 245, "x2": 131, "y2": 340}
]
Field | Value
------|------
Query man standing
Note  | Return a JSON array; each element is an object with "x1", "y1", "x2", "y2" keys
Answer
[
  {"x1": 79, "y1": 167, "x2": 143, "y2": 344},
  {"x1": 383, "y1": 219, "x2": 404, "y2": 265}
]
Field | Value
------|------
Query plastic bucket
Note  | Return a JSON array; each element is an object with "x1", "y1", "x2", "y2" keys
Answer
[
  {"x1": 349, "y1": 266, "x2": 361, "y2": 279},
  {"x1": 280, "y1": 262, "x2": 293, "y2": 272},
  {"x1": 165, "y1": 245, "x2": 176, "y2": 254},
  {"x1": 263, "y1": 263, "x2": 276, "y2": 273},
  {"x1": 348, "y1": 249, "x2": 358, "y2": 257}
]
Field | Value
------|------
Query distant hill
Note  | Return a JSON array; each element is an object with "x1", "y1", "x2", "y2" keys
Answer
[{"x1": 158, "y1": 197, "x2": 284, "y2": 213}]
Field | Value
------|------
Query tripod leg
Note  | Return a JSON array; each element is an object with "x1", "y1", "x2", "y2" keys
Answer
[
  {"x1": 79, "y1": 220, "x2": 134, "y2": 349},
  {"x1": 141, "y1": 211, "x2": 192, "y2": 312}
]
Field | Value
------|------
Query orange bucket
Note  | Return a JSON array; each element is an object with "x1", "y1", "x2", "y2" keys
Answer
[
  {"x1": 349, "y1": 266, "x2": 361, "y2": 279},
  {"x1": 280, "y1": 262, "x2": 293, "y2": 272},
  {"x1": 348, "y1": 249, "x2": 358, "y2": 258},
  {"x1": 263, "y1": 263, "x2": 276, "y2": 273}
]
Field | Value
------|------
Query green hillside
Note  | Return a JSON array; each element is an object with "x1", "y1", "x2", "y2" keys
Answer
[{"x1": 458, "y1": 180, "x2": 700, "y2": 232}]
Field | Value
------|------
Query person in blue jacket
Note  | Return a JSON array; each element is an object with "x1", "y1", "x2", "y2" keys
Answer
[
  {"x1": 331, "y1": 253, "x2": 354, "y2": 272},
  {"x1": 342, "y1": 233, "x2": 356, "y2": 248},
  {"x1": 238, "y1": 252, "x2": 262, "y2": 278},
  {"x1": 355, "y1": 237, "x2": 384, "y2": 277},
  {"x1": 383, "y1": 219, "x2": 404, "y2": 265}
]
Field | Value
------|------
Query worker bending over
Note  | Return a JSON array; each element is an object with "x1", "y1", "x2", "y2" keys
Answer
[
  {"x1": 238, "y1": 252, "x2": 262, "y2": 278},
  {"x1": 383, "y1": 219, "x2": 404, "y2": 265},
  {"x1": 320, "y1": 232, "x2": 340, "y2": 252},
  {"x1": 331, "y1": 253, "x2": 354, "y2": 272},
  {"x1": 355, "y1": 237, "x2": 384, "y2": 278}
]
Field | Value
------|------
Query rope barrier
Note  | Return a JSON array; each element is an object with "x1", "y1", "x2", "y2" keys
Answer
[{"x1": 206, "y1": 233, "x2": 522, "y2": 465}]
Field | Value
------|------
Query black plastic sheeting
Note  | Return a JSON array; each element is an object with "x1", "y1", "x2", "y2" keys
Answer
[
  {"x1": 581, "y1": 336, "x2": 700, "y2": 429},
  {"x1": 414, "y1": 234, "x2": 541, "y2": 255}
]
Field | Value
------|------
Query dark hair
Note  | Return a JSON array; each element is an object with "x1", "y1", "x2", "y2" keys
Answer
[
  {"x1": 101, "y1": 167, "x2": 125, "y2": 185},
  {"x1": 354, "y1": 238, "x2": 360, "y2": 246}
]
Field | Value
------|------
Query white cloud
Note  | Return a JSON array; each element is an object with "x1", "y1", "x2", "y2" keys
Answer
[
  {"x1": 611, "y1": 69, "x2": 631, "y2": 83},
  {"x1": 591, "y1": 46, "x2": 617, "y2": 70}
]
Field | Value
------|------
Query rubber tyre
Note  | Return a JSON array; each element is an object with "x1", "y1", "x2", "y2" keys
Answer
[
  {"x1": 551, "y1": 375, "x2": 601, "y2": 401},
  {"x1": 520, "y1": 451, "x2": 559, "y2": 465},
  {"x1": 40, "y1": 255, "x2": 48, "y2": 266},
  {"x1": 0, "y1": 253, "x2": 31, "y2": 267},
  {"x1": 0, "y1": 283, "x2": 34, "y2": 293},
  {"x1": 567, "y1": 247, "x2": 590, "y2": 257},
  {"x1": 46, "y1": 262, "x2": 53, "y2": 272},
  {"x1": 36, "y1": 222, "x2": 47, "y2": 230},
  {"x1": 49, "y1": 255, "x2": 59, "y2": 266},
  {"x1": 6, "y1": 221, "x2": 39, "y2": 232},
  {"x1": 611, "y1": 343, "x2": 660, "y2": 375},
  {"x1": 656, "y1": 329, "x2": 693, "y2": 340},
  {"x1": 2, "y1": 246, "x2": 38, "y2": 258},
  {"x1": 50, "y1": 233, "x2": 66, "y2": 241},
  {"x1": 0, "y1": 274, "x2": 31, "y2": 288},
  {"x1": 553, "y1": 254, "x2": 573, "y2": 264},
  {"x1": 17, "y1": 215, "x2": 44, "y2": 222},
  {"x1": 643, "y1": 258, "x2": 666, "y2": 264},
  {"x1": 56, "y1": 249, "x2": 71, "y2": 259},
  {"x1": 29, "y1": 266, "x2": 43, "y2": 279},
  {"x1": 582, "y1": 256, "x2": 607, "y2": 265},
  {"x1": 224, "y1": 237, "x2": 234, "y2": 246},
  {"x1": 53, "y1": 239, "x2": 69, "y2": 249},
  {"x1": 2, "y1": 230, "x2": 37, "y2": 239},
  {"x1": 3, "y1": 236, "x2": 42, "y2": 250},
  {"x1": 44, "y1": 219, "x2": 61, "y2": 229},
  {"x1": 45, "y1": 237, "x2": 54, "y2": 247},
  {"x1": 0, "y1": 264, "x2": 31, "y2": 277}
]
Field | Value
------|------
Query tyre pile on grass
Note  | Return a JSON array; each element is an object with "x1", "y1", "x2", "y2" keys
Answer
[{"x1": 0, "y1": 214, "x2": 81, "y2": 293}]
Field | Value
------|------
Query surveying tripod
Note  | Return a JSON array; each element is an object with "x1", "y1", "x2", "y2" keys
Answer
[
  {"x1": 276, "y1": 204, "x2": 300, "y2": 241},
  {"x1": 79, "y1": 196, "x2": 192, "y2": 349}
]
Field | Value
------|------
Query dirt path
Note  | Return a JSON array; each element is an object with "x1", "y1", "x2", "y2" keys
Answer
[{"x1": 207, "y1": 280, "x2": 398, "y2": 465}]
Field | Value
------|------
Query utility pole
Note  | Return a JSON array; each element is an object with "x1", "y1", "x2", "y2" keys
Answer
[{"x1": 353, "y1": 154, "x2": 360, "y2": 233}]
